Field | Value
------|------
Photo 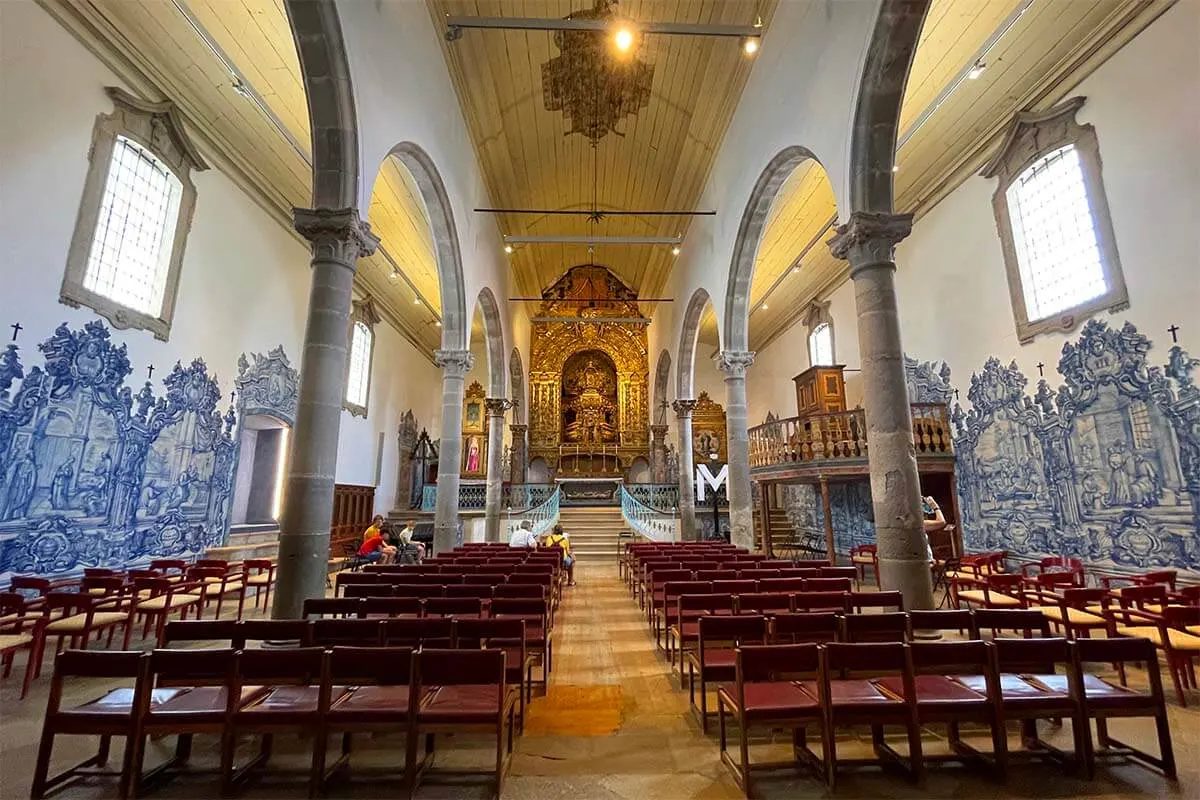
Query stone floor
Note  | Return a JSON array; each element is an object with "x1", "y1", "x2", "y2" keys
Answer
[{"x1": 1, "y1": 565, "x2": 1195, "y2": 799}]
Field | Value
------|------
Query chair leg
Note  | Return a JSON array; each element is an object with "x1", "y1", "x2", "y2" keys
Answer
[
  {"x1": 1155, "y1": 706, "x2": 1178, "y2": 780},
  {"x1": 30, "y1": 726, "x2": 55, "y2": 800},
  {"x1": 699, "y1": 677, "x2": 709, "y2": 734},
  {"x1": 404, "y1": 725, "x2": 420, "y2": 798},
  {"x1": 1167, "y1": 653, "x2": 1187, "y2": 707}
]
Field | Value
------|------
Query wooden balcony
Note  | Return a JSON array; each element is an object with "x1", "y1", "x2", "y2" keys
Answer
[{"x1": 748, "y1": 403, "x2": 955, "y2": 483}]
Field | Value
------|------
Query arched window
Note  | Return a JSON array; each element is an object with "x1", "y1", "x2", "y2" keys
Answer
[
  {"x1": 62, "y1": 88, "x2": 206, "y2": 340},
  {"x1": 808, "y1": 322, "x2": 834, "y2": 367},
  {"x1": 344, "y1": 297, "x2": 380, "y2": 417},
  {"x1": 984, "y1": 97, "x2": 1127, "y2": 344}
]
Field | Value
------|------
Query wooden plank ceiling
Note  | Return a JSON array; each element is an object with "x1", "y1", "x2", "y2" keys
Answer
[
  {"x1": 699, "y1": 0, "x2": 1155, "y2": 350},
  {"x1": 428, "y1": 0, "x2": 776, "y2": 298},
  {"x1": 84, "y1": 0, "x2": 445, "y2": 353}
]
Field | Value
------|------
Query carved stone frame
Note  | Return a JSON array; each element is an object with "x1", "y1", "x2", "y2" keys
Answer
[
  {"x1": 803, "y1": 300, "x2": 835, "y2": 367},
  {"x1": 61, "y1": 88, "x2": 208, "y2": 341},
  {"x1": 982, "y1": 97, "x2": 1128, "y2": 344},
  {"x1": 343, "y1": 296, "x2": 381, "y2": 418}
]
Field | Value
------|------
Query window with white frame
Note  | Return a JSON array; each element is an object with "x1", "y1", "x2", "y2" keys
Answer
[
  {"x1": 984, "y1": 97, "x2": 1127, "y2": 344},
  {"x1": 62, "y1": 88, "x2": 206, "y2": 340},
  {"x1": 808, "y1": 322, "x2": 834, "y2": 367},
  {"x1": 344, "y1": 297, "x2": 381, "y2": 417}
]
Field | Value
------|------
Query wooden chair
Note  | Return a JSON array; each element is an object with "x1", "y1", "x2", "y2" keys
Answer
[
  {"x1": 455, "y1": 617, "x2": 532, "y2": 728},
  {"x1": 668, "y1": 593, "x2": 737, "y2": 677},
  {"x1": 733, "y1": 592, "x2": 793, "y2": 616},
  {"x1": 841, "y1": 612, "x2": 909, "y2": 643},
  {"x1": 31, "y1": 650, "x2": 155, "y2": 800},
  {"x1": 226, "y1": 647, "x2": 335, "y2": 795},
  {"x1": 770, "y1": 612, "x2": 839, "y2": 645},
  {"x1": 162, "y1": 619, "x2": 244, "y2": 649},
  {"x1": 850, "y1": 590, "x2": 905, "y2": 613},
  {"x1": 303, "y1": 597, "x2": 364, "y2": 619},
  {"x1": 1031, "y1": 587, "x2": 1109, "y2": 639},
  {"x1": 317, "y1": 647, "x2": 424, "y2": 793},
  {"x1": 907, "y1": 609, "x2": 974, "y2": 640},
  {"x1": 792, "y1": 591, "x2": 850, "y2": 613},
  {"x1": 686, "y1": 615, "x2": 768, "y2": 732},
  {"x1": 1072, "y1": 637, "x2": 1176, "y2": 781},
  {"x1": 717, "y1": 644, "x2": 824, "y2": 796},
  {"x1": 1109, "y1": 604, "x2": 1200, "y2": 706},
  {"x1": 361, "y1": 596, "x2": 423, "y2": 618},
  {"x1": 804, "y1": 577, "x2": 853, "y2": 593},
  {"x1": 0, "y1": 591, "x2": 45, "y2": 698},
  {"x1": 849, "y1": 544, "x2": 878, "y2": 587},
  {"x1": 657, "y1": 580, "x2": 712, "y2": 648},
  {"x1": 757, "y1": 578, "x2": 807, "y2": 594},
  {"x1": 812, "y1": 642, "x2": 923, "y2": 789},
  {"x1": 383, "y1": 616, "x2": 455, "y2": 648},
  {"x1": 129, "y1": 577, "x2": 203, "y2": 645},
  {"x1": 971, "y1": 608, "x2": 1052, "y2": 640},
  {"x1": 490, "y1": 597, "x2": 552, "y2": 684},
  {"x1": 311, "y1": 618, "x2": 384, "y2": 648},
  {"x1": 187, "y1": 565, "x2": 247, "y2": 620},
  {"x1": 424, "y1": 596, "x2": 485, "y2": 619},
  {"x1": 41, "y1": 593, "x2": 135, "y2": 664},
  {"x1": 241, "y1": 619, "x2": 314, "y2": 647},
  {"x1": 242, "y1": 559, "x2": 277, "y2": 610},
  {"x1": 408, "y1": 648, "x2": 519, "y2": 797}
]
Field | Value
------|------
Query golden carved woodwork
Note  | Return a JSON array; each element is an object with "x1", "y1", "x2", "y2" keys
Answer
[
  {"x1": 691, "y1": 391, "x2": 727, "y2": 465},
  {"x1": 461, "y1": 380, "x2": 487, "y2": 477},
  {"x1": 528, "y1": 266, "x2": 649, "y2": 471}
]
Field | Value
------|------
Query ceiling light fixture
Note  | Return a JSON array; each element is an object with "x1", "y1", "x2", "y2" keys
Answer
[
  {"x1": 892, "y1": 165, "x2": 900, "y2": 173},
  {"x1": 413, "y1": 297, "x2": 421, "y2": 305},
  {"x1": 504, "y1": 244, "x2": 514, "y2": 254},
  {"x1": 742, "y1": 37, "x2": 759, "y2": 55},
  {"x1": 761, "y1": 303, "x2": 769, "y2": 310},
  {"x1": 388, "y1": 270, "x2": 399, "y2": 282},
  {"x1": 613, "y1": 26, "x2": 634, "y2": 52},
  {"x1": 435, "y1": 321, "x2": 442, "y2": 327},
  {"x1": 967, "y1": 59, "x2": 987, "y2": 80},
  {"x1": 671, "y1": 246, "x2": 681, "y2": 256}
]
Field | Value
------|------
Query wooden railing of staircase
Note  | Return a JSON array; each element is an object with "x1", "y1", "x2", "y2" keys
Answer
[{"x1": 330, "y1": 483, "x2": 376, "y2": 564}]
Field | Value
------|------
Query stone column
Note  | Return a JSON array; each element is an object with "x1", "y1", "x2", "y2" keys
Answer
[
  {"x1": 829, "y1": 210, "x2": 934, "y2": 612},
  {"x1": 718, "y1": 350, "x2": 756, "y2": 552},
  {"x1": 673, "y1": 400, "x2": 697, "y2": 541},
  {"x1": 649, "y1": 424, "x2": 669, "y2": 483},
  {"x1": 483, "y1": 398, "x2": 510, "y2": 542},
  {"x1": 433, "y1": 349, "x2": 474, "y2": 555},
  {"x1": 509, "y1": 423, "x2": 528, "y2": 485},
  {"x1": 273, "y1": 208, "x2": 378, "y2": 620}
]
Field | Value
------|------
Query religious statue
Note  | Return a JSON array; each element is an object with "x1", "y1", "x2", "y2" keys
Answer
[
  {"x1": 465, "y1": 436, "x2": 482, "y2": 473},
  {"x1": 562, "y1": 356, "x2": 618, "y2": 443}
]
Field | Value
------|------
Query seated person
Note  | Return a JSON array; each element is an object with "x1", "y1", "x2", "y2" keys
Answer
[
  {"x1": 509, "y1": 520, "x2": 538, "y2": 549},
  {"x1": 541, "y1": 524, "x2": 576, "y2": 587},
  {"x1": 396, "y1": 519, "x2": 426, "y2": 562},
  {"x1": 357, "y1": 528, "x2": 397, "y2": 565},
  {"x1": 363, "y1": 514, "x2": 386, "y2": 542}
]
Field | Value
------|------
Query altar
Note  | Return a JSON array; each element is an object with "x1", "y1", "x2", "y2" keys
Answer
[{"x1": 526, "y1": 266, "x2": 652, "y2": 480}]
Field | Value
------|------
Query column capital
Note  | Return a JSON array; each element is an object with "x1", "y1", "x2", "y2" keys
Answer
[
  {"x1": 509, "y1": 423, "x2": 528, "y2": 434},
  {"x1": 485, "y1": 397, "x2": 512, "y2": 417},
  {"x1": 827, "y1": 211, "x2": 913, "y2": 274},
  {"x1": 672, "y1": 399, "x2": 697, "y2": 418},
  {"x1": 716, "y1": 350, "x2": 756, "y2": 379},
  {"x1": 293, "y1": 207, "x2": 380, "y2": 265},
  {"x1": 650, "y1": 424, "x2": 669, "y2": 438},
  {"x1": 434, "y1": 349, "x2": 474, "y2": 376}
]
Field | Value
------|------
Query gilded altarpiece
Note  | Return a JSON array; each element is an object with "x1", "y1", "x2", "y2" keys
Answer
[{"x1": 528, "y1": 266, "x2": 650, "y2": 476}]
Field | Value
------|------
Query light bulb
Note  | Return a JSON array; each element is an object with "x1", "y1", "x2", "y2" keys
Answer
[
  {"x1": 614, "y1": 27, "x2": 634, "y2": 52},
  {"x1": 504, "y1": 244, "x2": 513, "y2": 254},
  {"x1": 743, "y1": 37, "x2": 759, "y2": 55},
  {"x1": 761, "y1": 303, "x2": 769, "y2": 310},
  {"x1": 413, "y1": 297, "x2": 421, "y2": 305},
  {"x1": 671, "y1": 246, "x2": 681, "y2": 256},
  {"x1": 435, "y1": 321, "x2": 442, "y2": 327},
  {"x1": 967, "y1": 59, "x2": 987, "y2": 80},
  {"x1": 892, "y1": 165, "x2": 899, "y2": 173},
  {"x1": 388, "y1": 270, "x2": 399, "y2": 282}
]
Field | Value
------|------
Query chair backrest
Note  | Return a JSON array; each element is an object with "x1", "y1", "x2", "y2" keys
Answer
[
  {"x1": 1060, "y1": 587, "x2": 1109, "y2": 609},
  {"x1": 1117, "y1": 584, "x2": 1170, "y2": 609},
  {"x1": 1137, "y1": 569, "x2": 1178, "y2": 590},
  {"x1": 444, "y1": 584, "x2": 494, "y2": 600},
  {"x1": 734, "y1": 593, "x2": 793, "y2": 615},
  {"x1": 712, "y1": 579, "x2": 757, "y2": 595},
  {"x1": 771, "y1": 612, "x2": 840, "y2": 644},
  {"x1": 389, "y1": 583, "x2": 444, "y2": 599},
  {"x1": 907, "y1": 609, "x2": 974, "y2": 639},
  {"x1": 239, "y1": 646, "x2": 326, "y2": 685},
  {"x1": 303, "y1": 597, "x2": 363, "y2": 618},
  {"x1": 792, "y1": 591, "x2": 850, "y2": 613},
  {"x1": 48, "y1": 650, "x2": 147, "y2": 714},
  {"x1": 850, "y1": 590, "x2": 904, "y2": 612},
  {"x1": 696, "y1": 570, "x2": 738, "y2": 582},
  {"x1": 241, "y1": 619, "x2": 313, "y2": 647},
  {"x1": 793, "y1": 559, "x2": 831, "y2": 569},
  {"x1": 311, "y1": 618, "x2": 384, "y2": 647},
  {"x1": 493, "y1": 584, "x2": 547, "y2": 600},
  {"x1": 737, "y1": 643, "x2": 820, "y2": 682},
  {"x1": 738, "y1": 569, "x2": 781, "y2": 580},
  {"x1": 150, "y1": 647, "x2": 237, "y2": 686},
  {"x1": 343, "y1": 584, "x2": 394, "y2": 599},
  {"x1": 757, "y1": 578, "x2": 807, "y2": 593},
  {"x1": 361, "y1": 597, "x2": 423, "y2": 618},
  {"x1": 986, "y1": 573, "x2": 1025, "y2": 593},
  {"x1": 841, "y1": 612, "x2": 910, "y2": 643},
  {"x1": 805, "y1": 577, "x2": 853, "y2": 593},
  {"x1": 414, "y1": 647, "x2": 505, "y2": 687},
  {"x1": 424, "y1": 597, "x2": 483, "y2": 617},
  {"x1": 822, "y1": 641, "x2": 906, "y2": 673},
  {"x1": 649, "y1": 569, "x2": 694, "y2": 587},
  {"x1": 678, "y1": 593, "x2": 736, "y2": 617},
  {"x1": 698, "y1": 614, "x2": 768, "y2": 647},
  {"x1": 991, "y1": 636, "x2": 1072, "y2": 675},
  {"x1": 972, "y1": 608, "x2": 1051, "y2": 639},
  {"x1": 149, "y1": 559, "x2": 187, "y2": 573},
  {"x1": 663, "y1": 581, "x2": 712, "y2": 605},
  {"x1": 10, "y1": 576, "x2": 52, "y2": 599},
  {"x1": 777, "y1": 568, "x2": 820, "y2": 579},
  {"x1": 818, "y1": 566, "x2": 857, "y2": 581},
  {"x1": 454, "y1": 617, "x2": 525, "y2": 648},
  {"x1": 162, "y1": 619, "x2": 242, "y2": 648},
  {"x1": 1073, "y1": 637, "x2": 1163, "y2": 703},
  {"x1": 382, "y1": 617, "x2": 454, "y2": 647},
  {"x1": 329, "y1": 646, "x2": 414, "y2": 685},
  {"x1": 908, "y1": 639, "x2": 991, "y2": 676}
]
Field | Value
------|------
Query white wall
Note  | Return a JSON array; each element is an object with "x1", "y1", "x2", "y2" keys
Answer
[
  {"x1": 748, "y1": 3, "x2": 1200, "y2": 418},
  {"x1": 0, "y1": 3, "x2": 443, "y2": 517}
]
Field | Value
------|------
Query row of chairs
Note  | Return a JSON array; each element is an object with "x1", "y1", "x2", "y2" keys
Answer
[
  {"x1": 640, "y1": 567, "x2": 853, "y2": 611},
  {"x1": 35, "y1": 644, "x2": 519, "y2": 800},
  {"x1": 714, "y1": 636, "x2": 1176, "y2": 795}
]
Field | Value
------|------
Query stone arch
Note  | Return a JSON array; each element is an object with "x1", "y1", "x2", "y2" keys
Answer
[
  {"x1": 677, "y1": 288, "x2": 716, "y2": 400},
  {"x1": 653, "y1": 349, "x2": 672, "y2": 421},
  {"x1": 285, "y1": 0, "x2": 359, "y2": 210},
  {"x1": 509, "y1": 347, "x2": 526, "y2": 423},
  {"x1": 723, "y1": 146, "x2": 824, "y2": 354},
  {"x1": 849, "y1": 0, "x2": 930, "y2": 213},
  {"x1": 380, "y1": 142, "x2": 469, "y2": 351},
  {"x1": 472, "y1": 287, "x2": 507, "y2": 399}
]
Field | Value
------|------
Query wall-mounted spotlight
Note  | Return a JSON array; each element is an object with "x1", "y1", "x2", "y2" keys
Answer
[
  {"x1": 967, "y1": 59, "x2": 988, "y2": 80},
  {"x1": 742, "y1": 37, "x2": 759, "y2": 55},
  {"x1": 613, "y1": 26, "x2": 635, "y2": 52},
  {"x1": 504, "y1": 244, "x2": 514, "y2": 254},
  {"x1": 671, "y1": 246, "x2": 681, "y2": 256},
  {"x1": 388, "y1": 269, "x2": 400, "y2": 282}
]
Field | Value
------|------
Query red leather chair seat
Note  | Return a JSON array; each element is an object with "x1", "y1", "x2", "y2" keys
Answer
[
  {"x1": 700, "y1": 648, "x2": 737, "y2": 669},
  {"x1": 327, "y1": 685, "x2": 419, "y2": 722},
  {"x1": 1029, "y1": 673, "x2": 1141, "y2": 706},
  {"x1": 420, "y1": 684, "x2": 507, "y2": 724},
  {"x1": 150, "y1": 686, "x2": 268, "y2": 719},
  {"x1": 66, "y1": 687, "x2": 187, "y2": 715},
  {"x1": 678, "y1": 621, "x2": 700, "y2": 640},
  {"x1": 875, "y1": 674, "x2": 987, "y2": 704},
  {"x1": 955, "y1": 674, "x2": 1066, "y2": 706},
  {"x1": 721, "y1": 681, "x2": 820, "y2": 721},
  {"x1": 799, "y1": 679, "x2": 901, "y2": 708},
  {"x1": 241, "y1": 685, "x2": 350, "y2": 715}
]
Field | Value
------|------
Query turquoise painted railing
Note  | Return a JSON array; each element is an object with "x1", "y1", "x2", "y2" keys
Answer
[
  {"x1": 507, "y1": 487, "x2": 561, "y2": 539},
  {"x1": 420, "y1": 483, "x2": 555, "y2": 512},
  {"x1": 620, "y1": 486, "x2": 678, "y2": 542}
]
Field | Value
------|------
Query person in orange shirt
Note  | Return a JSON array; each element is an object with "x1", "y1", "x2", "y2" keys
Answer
[{"x1": 362, "y1": 515, "x2": 386, "y2": 542}]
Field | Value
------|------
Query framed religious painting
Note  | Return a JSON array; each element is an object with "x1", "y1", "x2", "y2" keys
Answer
[
  {"x1": 461, "y1": 381, "x2": 487, "y2": 477},
  {"x1": 691, "y1": 392, "x2": 728, "y2": 464}
]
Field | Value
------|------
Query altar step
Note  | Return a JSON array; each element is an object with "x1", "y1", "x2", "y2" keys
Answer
[{"x1": 558, "y1": 506, "x2": 626, "y2": 562}]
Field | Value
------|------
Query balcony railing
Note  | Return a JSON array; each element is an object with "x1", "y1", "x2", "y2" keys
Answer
[
  {"x1": 748, "y1": 403, "x2": 953, "y2": 471},
  {"x1": 507, "y1": 487, "x2": 561, "y2": 539},
  {"x1": 620, "y1": 486, "x2": 678, "y2": 542},
  {"x1": 419, "y1": 483, "x2": 557, "y2": 512},
  {"x1": 624, "y1": 483, "x2": 679, "y2": 512}
]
